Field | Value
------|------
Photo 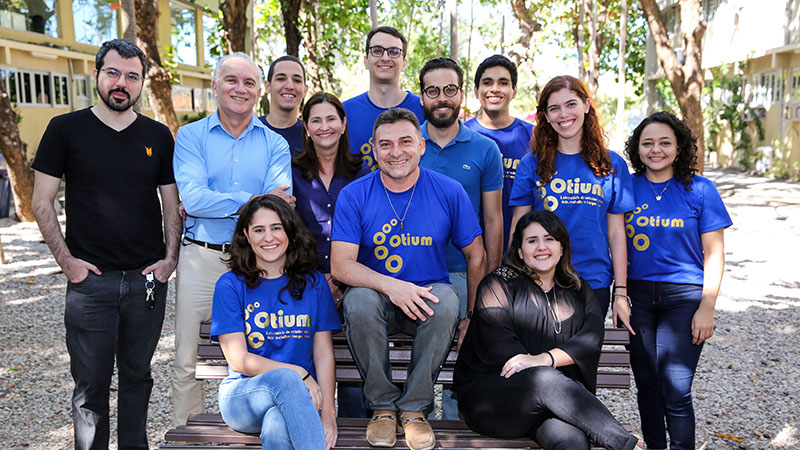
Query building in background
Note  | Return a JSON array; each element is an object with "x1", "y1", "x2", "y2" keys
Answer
[
  {"x1": 644, "y1": 0, "x2": 800, "y2": 172},
  {"x1": 0, "y1": 0, "x2": 239, "y2": 157}
]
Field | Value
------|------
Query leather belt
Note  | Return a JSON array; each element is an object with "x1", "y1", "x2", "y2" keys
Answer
[{"x1": 183, "y1": 236, "x2": 231, "y2": 253}]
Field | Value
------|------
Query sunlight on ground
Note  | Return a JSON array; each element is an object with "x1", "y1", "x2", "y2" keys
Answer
[{"x1": 772, "y1": 424, "x2": 798, "y2": 447}]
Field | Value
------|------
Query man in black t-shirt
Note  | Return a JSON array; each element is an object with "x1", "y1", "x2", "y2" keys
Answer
[{"x1": 31, "y1": 39, "x2": 180, "y2": 450}]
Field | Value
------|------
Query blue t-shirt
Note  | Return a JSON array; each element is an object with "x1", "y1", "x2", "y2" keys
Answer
[
  {"x1": 332, "y1": 169, "x2": 482, "y2": 286},
  {"x1": 626, "y1": 174, "x2": 732, "y2": 284},
  {"x1": 210, "y1": 271, "x2": 341, "y2": 380},
  {"x1": 420, "y1": 120, "x2": 503, "y2": 272},
  {"x1": 509, "y1": 151, "x2": 635, "y2": 288},
  {"x1": 258, "y1": 117, "x2": 305, "y2": 157},
  {"x1": 464, "y1": 117, "x2": 533, "y2": 248},
  {"x1": 342, "y1": 91, "x2": 425, "y2": 172}
]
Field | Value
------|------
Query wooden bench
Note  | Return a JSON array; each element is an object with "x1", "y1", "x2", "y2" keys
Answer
[{"x1": 162, "y1": 322, "x2": 631, "y2": 449}]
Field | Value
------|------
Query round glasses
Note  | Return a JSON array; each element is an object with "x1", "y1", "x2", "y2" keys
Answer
[
  {"x1": 423, "y1": 84, "x2": 461, "y2": 99},
  {"x1": 101, "y1": 68, "x2": 143, "y2": 83}
]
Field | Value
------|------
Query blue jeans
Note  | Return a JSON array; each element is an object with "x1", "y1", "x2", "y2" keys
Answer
[
  {"x1": 65, "y1": 268, "x2": 167, "y2": 450},
  {"x1": 218, "y1": 369, "x2": 326, "y2": 450},
  {"x1": 343, "y1": 284, "x2": 459, "y2": 413},
  {"x1": 434, "y1": 272, "x2": 466, "y2": 420},
  {"x1": 628, "y1": 280, "x2": 704, "y2": 450}
]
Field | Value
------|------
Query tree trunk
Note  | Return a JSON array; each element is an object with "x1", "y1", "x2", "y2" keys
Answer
[
  {"x1": 300, "y1": 0, "x2": 333, "y2": 93},
  {"x1": 616, "y1": 0, "x2": 627, "y2": 142},
  {"x1": 135, "y1": 0, "x2": 180, "y2": 137},
  {"x1": 220, "y1": 0, "x2": 249, "y2": 53},
  {"x1": 508, "y1": 0, "x2": 542, "y2": 68},
  {"x1": 0, "y1": 79, "x2": 35, "y2": 221},
  {"x1": 281, "y1": 0, "x2": 302, "y2": 56},
  {"x1": 449, "y1": 0, "x2": 458, "y2": 60},
  {"x1": 639, "y1": 0, "x2": 706, "y2": 172},
  {"x1": 120, "y1": 0, "x2": 140, "y2": 112},
  {"x1": 369, "y1": 0, "x2": 378, "y2": 29}
]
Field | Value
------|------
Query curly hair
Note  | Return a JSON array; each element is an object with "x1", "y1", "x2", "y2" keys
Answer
[
  {"x1": 227, "y1": 195, "x2": 321, "y2": 302},
  {"x1": 624, "y1": 111, "x2": 698, "y2": 189},
  {"x1": 506, "y1": 210, "x2": 581, "y2": 290},
  {"x1": 294, "y1": 92, "x2": 363, "y2": 181},
  {"x1": 531, "y1": 75, "x2": 611, "y2": 184}
]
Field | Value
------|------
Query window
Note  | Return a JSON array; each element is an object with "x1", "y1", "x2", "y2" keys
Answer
[
  {"x1": 202, "y1": 13, "x2": 220, "y2": 67},
  {"x1": 74, "y1": 76, "x2": 94, "y2": 109},
  {"x1": 0, "y1": 0, "x2": 59, "y2": 37},
  {"x1": 791, "y1": 67, "x2": 800, "y2": 102},
  {"x1": 172, "y1": 85, "x2": 194, "y2": 111},
  {"x1": 748, "y1": 71, "x2": 784, "y2": 105},
  {"x1": 73, "y1": 0, "x2": 118, "y2": 46},
  {"x1": 1, "y1": 67, "x2": 70, "y2": 107},
  {"x1": 703, "y1": 0, "x2": 721, "y2": 21},
  {"x1": 171, "y1": 2, "x2": 197, "y2": 66}
]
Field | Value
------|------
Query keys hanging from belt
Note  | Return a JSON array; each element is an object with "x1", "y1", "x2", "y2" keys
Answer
[{"x1": 145, "y1": 272, "x2": 156, "y2": 310}]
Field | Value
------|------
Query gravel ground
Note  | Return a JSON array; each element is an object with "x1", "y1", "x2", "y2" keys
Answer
[{"x1": 0, "y1": 167, "x2": 798, "y2": 450}]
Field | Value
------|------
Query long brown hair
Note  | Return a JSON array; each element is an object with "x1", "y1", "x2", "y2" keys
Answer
[
  {"x1": 506, "y1": 210, "x2": 581, "y2": 290},
  {"x1": 293, "y1": 92, "x2": 363, "y2": 180},
  {"x1": 531, "y1": 75, "x2": 611, "y2": 183},
  {"x1": 227, "y1": 195, "x2": 320, "y2": 301}
]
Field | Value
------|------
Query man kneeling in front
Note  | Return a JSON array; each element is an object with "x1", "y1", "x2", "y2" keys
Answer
[{"x1": 331, "y1": 108, "x2": 486, "y2": 450}]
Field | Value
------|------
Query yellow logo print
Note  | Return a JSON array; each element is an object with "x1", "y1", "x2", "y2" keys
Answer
[{"x1": 145, "y1": 146, "x2": 153, "y2": 157}]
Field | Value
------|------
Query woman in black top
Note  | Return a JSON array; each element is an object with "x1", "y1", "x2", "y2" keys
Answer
[{"x1": 454, "y1": 210, "x2": 639, "y2": 450}]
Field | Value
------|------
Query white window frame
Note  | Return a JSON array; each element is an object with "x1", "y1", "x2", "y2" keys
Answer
[
  {"x1": 791, "y1": 67, "x2": 800, "y2": 103},
  {"x1": 0, "y1": 66, "x2": 70, "y2": 107}
]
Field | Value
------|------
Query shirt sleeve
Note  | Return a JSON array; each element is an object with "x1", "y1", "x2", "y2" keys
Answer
[
  {"x1": 450, "y1": 182, "x2": 483, "y2": 249},
  {"x1": 262, "y1": 132, "x2": 293, "y2": 195},
  {"x1": 698, "y1": 177, "x2": 733, "y2": 233},
  {"x1": 313, "y1": 273, "x2": 343, "y2": 333},
  {"x1": 331, "y1": 183, "x2": 363, "y2": 245},
  {"x1": 173, "y1": 124, "x2": 253, "y2": 218},
  {"x1": 481, "y1": 141, "x2": 504, "y2": 192},
  {"x1": 157, "y1": 124, "x2": 176, "y2": 186},
  {"x1": 508, "y1": 153, "x2": 537, "y2": 207},
  {"x1": 607, "y1": 151, "x2": 636, "y2": 214},
  {"x1": 210, "y1": 272, "x2": 246, "y2": 342},
  {"x1": 31, "y1": 116, "x2": 67, "y2": 178}
]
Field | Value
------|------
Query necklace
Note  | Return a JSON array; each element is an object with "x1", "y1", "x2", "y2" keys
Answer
[
  {"x1": 382, "y1": 178, "x2": 418, "y2": 231},
  {"x1": 648, "y1": 178, "x2": 673, "y2": 201},
  {"x1": 544, "y1": 287, "x2": 562, "y2": 334}
]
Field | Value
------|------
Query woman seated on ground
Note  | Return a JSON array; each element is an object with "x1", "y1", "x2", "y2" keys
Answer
[
  {"x1": 623, "y1": 112, "x2": 731, "y2": 450},
  {"x1": 292, "y1": 91, "x2": 370, "y2": 306},
  {"x1": 454, "y1": 210, "x2": 641, "y2": 450},
  {"x1": 210, "y1": 195, "x2": 340, "y2": 450}
]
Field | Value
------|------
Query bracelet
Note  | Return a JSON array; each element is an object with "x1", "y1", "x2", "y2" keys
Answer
[
  {"x1": 302, "y1": 371, "x2": 311, "y2": 381},
  {"x1": 613, "y1": 285, "x2": 627, "y2": 291},
  {"x1": 545, "y1": 351, "x2": 556, "y2": 368},
  {"x1": 612, "y1": 292, "x2": 631, "y2": 300}
]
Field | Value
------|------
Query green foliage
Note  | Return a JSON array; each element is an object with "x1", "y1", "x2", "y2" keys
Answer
[
  {"x1": 160, "y1": 46, "x2": 180, "y2": 85},
  {"x1": 202, "y1": 7, "x2": 226, "y2": 64},
  {"x1": 703, "y1": 63, "x2": 764, "y2": 171},
  {"x1": 382, "y1": 0, "x2": 442, "y2": 93},
  {"x1": 180, "y1": 110, "x2": 209, "y2": 125},
  {"x1": 654, "y1": 79, "x2": 680, "y2": 115}
]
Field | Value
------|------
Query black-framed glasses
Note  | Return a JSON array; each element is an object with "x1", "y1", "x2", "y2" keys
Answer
[
  {"x1": 423, "y1": 84, "x2": 461, "y2": 99},
  {"x1": 368, "y1": 45, "x2": 404, "y2": 58},
  {"x1": 101, "y1": 68, "x2": 143, "y2": 83}
]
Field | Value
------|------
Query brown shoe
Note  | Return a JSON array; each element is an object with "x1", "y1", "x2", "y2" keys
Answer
[
  {"x1": 366, "y1": 410, "x2": 398, "y2": 447},
  {"x1": 400, "y1": 411, "x2": 435, "y2": 450}
]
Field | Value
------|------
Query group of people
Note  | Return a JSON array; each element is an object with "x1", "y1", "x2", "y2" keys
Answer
[{"x1": 30, "y1": 23, "x2": 731, "y2": 450}]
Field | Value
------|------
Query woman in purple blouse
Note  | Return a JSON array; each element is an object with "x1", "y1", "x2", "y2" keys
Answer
[{"x1": 292, "y1": 92, "x2": 370, "y2": 304}]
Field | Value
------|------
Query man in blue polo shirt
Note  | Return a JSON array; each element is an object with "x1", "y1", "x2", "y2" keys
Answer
[
  {"x1": 418, "y1": 57, "x2": 502, "y2": 420},
  {"x1": 331, "y1": 108, "x2": 486, "y2": 450},
  {"x1": 171, "y1": 52, "x2": 293, "y2": 426},
  {"x1": 464, "y1": 55, "x2": 533, "y2": 249},
  {"x1": 258, "y1": 55, "x2": 308, "y2": 157},
  {"x1": 343, "y1": 26, "x2": 424, "y2": 171}
]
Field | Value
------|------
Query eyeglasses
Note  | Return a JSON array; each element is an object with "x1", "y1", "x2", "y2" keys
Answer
[
  {"x1": 368, "y1": 45, "x2": 404, "y2": 58},
  {"x1": 101, "y1": 68, "x2": 143, "y2": 83},
  {"x1": 423, "y1": 84, "x2": 461, "y2": 99}
]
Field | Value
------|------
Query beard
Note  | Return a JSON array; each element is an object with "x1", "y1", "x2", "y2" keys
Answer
[
  {"x1": 98, "y1": 87, "x2": 140, "y2": 112},
  {"x1": 423, "y1": 101, "x2": 459, "y2": 128}
]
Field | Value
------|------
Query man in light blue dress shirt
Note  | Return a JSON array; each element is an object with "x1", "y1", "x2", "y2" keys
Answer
[{"x1": 171, "y1": 52, "x2": 293, "y2": 426}]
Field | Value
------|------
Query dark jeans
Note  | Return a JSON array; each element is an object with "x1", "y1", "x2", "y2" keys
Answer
[
  {"x1": 65, "y1": 269, "x2": 167, "y2": 450},
  {"x1": 628, "y1": 279, "x2": 704, "y2": 450},
  {"x1": 458, "y1": 367, "x2": 638, "y2": 450},
  {"x1": 592, "y1": 287, "x2": 611, "y2": 321}
]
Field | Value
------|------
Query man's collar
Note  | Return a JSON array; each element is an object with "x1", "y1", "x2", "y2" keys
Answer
[
  {"x1": 421, "y1": 119, "x2": 471, "y2": 147},
  {"x1": 210, "y1": 110, "x2": 264, "y2": 136}
]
